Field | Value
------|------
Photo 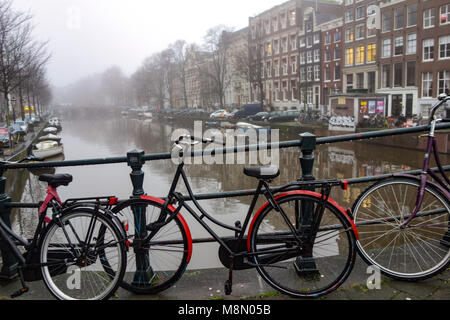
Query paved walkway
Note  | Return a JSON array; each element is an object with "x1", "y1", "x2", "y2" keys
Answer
[{"x1": 0, "y1": 258, "x2": 447, "y2": 300}]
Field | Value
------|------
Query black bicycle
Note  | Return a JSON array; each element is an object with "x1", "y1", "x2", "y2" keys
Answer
[
  {"x1": 0, "y1": 156, "x2": 127, "y2": 300},
  {"x1": 112, "y1": 135, "x2": 358, "y2": 298}
]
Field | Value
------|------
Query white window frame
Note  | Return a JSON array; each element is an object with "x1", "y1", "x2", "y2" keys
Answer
[
  {"x1": 423, "y1": 38, "x2": 434, "y2": 62},
  {"x1": 439, "y1": 35, "x2": 450, "y2": 60},
  {"x1": 382, "y1": 38, "x2": 391, "y2": 58},
  {"x1": 423, "y1": 8, "x2": 435, "y2": 29},
  {"x1": 394, "y1": 36, "x2": 404, "y2": 56},
  {"x1": 406, "y1": 33, "x2": 416, "y2": 55},
  {"x1": 422, "y1": 72, "x2": 433, "y2": 97},
  {"x1": 441, "y1": 4, "x2": 450, "y2": 25},
  {"x1": 438, "y1": 70, "x2": 450, "y2": 94}
]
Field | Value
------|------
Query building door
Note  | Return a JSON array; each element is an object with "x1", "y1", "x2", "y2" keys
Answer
[
  {"x1": 392, "y1": 95, "x2": 403, "y2": 117},
  {"x1": 406, "y1": 94, "x2": 413, "y2": 117}
]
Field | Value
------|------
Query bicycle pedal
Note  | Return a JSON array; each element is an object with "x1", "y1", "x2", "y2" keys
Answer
[
  {"x1": 224, "y1": 280, "x2": 232, "y2": 296},
  {"x1": 11, "y1": 287, "x2": 29, "y2": 299}
]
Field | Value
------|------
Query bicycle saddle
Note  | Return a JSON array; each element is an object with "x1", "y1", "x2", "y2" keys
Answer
[
  {"x1": 39, "y1": 174, "x2": 73, "y2": 188},
  {"x1": 244, "y1": 165, "x2": 280, "y2": 180}
]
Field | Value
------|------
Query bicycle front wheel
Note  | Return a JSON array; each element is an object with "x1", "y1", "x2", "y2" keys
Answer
[
  {"x1": 40, "y1": 209, "x2": 126, "y2": 300},
  {"x1": 353, "y1": 178, "x2": 450, "y2": 281},
  {"x1": 112, "y1": 198, "x2": 191, "y2": 294},
  {"x1": 249, "y1": 193, "x2": 356, "y2": 298}
]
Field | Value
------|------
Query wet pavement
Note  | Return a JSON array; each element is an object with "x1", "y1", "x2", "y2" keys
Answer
[{"x1": 0, "y1": 258, "x2": 447, "y2": 300}]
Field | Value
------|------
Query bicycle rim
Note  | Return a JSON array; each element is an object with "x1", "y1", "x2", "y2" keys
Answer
[
  {"x1": 112, "y1": 199, "x2": 189, "y2": 294},
  {"x1": 353, "y1": 178, "x2": 450, "y2": 280},
  {"x1": 250, "y1": 194, "x2": 356, "y2": 298},
  {"x1": 40, "y1": 210, "x2": 125, "y2": 300}
]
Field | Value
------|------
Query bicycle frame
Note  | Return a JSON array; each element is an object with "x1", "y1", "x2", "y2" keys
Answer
[
  {"x1": 146, "y1": 161, "x2": 343, "y2": 260},
  {"x1": 401, "y1": 99, "x2": 450, "y2": 228}
]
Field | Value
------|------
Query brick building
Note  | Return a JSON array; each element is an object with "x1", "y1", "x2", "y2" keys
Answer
[
  {"x1": 417, "y1": 0, "x2": 450, "y2": 119},
  {"x1": 319, "y1": 17, "x2": 343, "y2": 113}
]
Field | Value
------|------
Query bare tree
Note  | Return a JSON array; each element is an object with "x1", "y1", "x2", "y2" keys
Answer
[
  {"x1": 198, "y1": 25, "x2": 234, "y2": 109},
  {"x1": 0, "y1": 0, "x2": 50, "y2": 123}
]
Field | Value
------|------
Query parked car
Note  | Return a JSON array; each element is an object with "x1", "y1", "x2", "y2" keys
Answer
[
  {"x1": 233, "y1": 104, "x2": 263, "y2": 119},
  {"x1": 0, "y1": 128, "x2": 10, "y2": 148},
  {"x1": 246, "y1": 112, "x2": 269, "y2": 122},
  {"x1": 10, "y1": 123, "x2": 26, "y2": 141},
  {"x1": 262, "y1": 111, "x2": 283, "y2": 122},
  {"x1": 14, "y1": 120, "x2": 29, "y2": 134},
  {"x1": 210, "y1": 110, "x2": 231, "y2": 119},
  {"x1": 268, "y1": 110, "x2": 301, "y2": 123}
]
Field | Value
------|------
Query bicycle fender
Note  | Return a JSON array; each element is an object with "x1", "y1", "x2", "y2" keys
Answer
[
  {"x1": 247, "y1": 191, "x2": 359, "y2": 252},
  {"x1": 140, "y1": 196, "x2": 193, "y2": 263},
  {"x1": 393, "y1": 174, "x2": 450, "y2": 200}
]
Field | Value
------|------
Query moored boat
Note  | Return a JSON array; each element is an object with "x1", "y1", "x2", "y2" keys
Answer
[
  {"x1": 43, "y1": 127, "x2": 58, "y2": 134},
  {"x1": 32, "y1": 141, "x2": 64, "y2": 159},
  {"x1": 38, "y1": 134, "x2": 62, "y2": 142}
]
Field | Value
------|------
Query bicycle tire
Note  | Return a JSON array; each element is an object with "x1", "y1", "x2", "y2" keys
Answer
[
  {"x1": 352, "y1": 177, "x2": 450, "y2": 281},
  {"x1": 249, "y1": 193, "x2": 357, "y2": 298},
  {"x1": 111, "y1": 197, "x2": 191, "y2": 294},
  {"x1": 39, "y1": 208, "x2": 126, "y2": 300}
]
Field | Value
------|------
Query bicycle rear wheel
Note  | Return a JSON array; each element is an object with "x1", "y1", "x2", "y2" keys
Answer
[
  {"x1": 111, "y1": 198, "x2": 191, "y2": 294},
  {"x1": 249, "y1": 193, "x2": 356, "y2": 298},
  {"x1": 353, "y1": 178, "x2": 450, "y2": 281},
  {"x1": 40, "y1": 209, "x2": 126, "y2": 300}
]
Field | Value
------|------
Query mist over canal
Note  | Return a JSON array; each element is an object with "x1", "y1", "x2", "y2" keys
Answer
[{"x1": 8, "y1": 112, "x2": 448, "y2": 269}]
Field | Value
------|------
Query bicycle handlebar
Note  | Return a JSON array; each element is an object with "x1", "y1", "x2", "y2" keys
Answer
[{"x1": 430, "y1": 94, "x2": 450, "y2": 124}]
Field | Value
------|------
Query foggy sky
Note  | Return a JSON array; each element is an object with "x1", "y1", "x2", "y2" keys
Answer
[{"x1": 11, "y1": 0, "x2": 286, "y2": 88}]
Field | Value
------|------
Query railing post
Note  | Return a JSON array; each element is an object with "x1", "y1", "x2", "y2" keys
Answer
[
  {"x1": 127, "y1": 150, "x2": 153, "y2": 286},
  {"x1": 0, "y1": 170, "x2": 18, "y2": 279},
  {"x1": 294, "y1": 132, "x2": 319, "y2": 276}
]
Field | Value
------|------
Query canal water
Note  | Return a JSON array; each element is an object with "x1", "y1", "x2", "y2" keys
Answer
[{"x1": 7, "y1": 113, "x2": 448, "y2": 269}]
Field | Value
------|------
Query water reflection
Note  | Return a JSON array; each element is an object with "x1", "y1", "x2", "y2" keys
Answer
[{"x1": 6, "y1": 113, "x2": 447, "y2": 269}]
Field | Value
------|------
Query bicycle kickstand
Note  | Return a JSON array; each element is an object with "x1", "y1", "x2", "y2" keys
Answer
[
  {"x1": 225, "y1": 256, "x2": 233, "y2": 296},
  {"x1": 10, "y1": 268, "x2": 29, "y2": 299}
]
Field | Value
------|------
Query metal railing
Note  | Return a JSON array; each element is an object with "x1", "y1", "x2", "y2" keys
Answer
[{"x1": 0, "y1": 122, "x2": 449, "y2": 277}]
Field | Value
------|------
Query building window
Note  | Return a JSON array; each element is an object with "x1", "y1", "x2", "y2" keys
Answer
[
  {"x1": 306, "y1": 36, "x2": 313, "y2": 48},
  {"x1": 300, "y1": 37, "x2": 305, "y2": 47},
  {"x1": 282, "y1": 37, "x2": 288, "y2": 53},
  {"x1": 325, "y1": 65, "x2": 331, "y2": 81},
  {"x1": 272, "y1": 17, "x2": 278, "y2": 32},
  {"x1": 325, "y1": 33, "x2": 331, "y2": 44},
  {"x1": 407, "y1": 5, "x2": 417, "y2": 27},
  {"x1": 345, "y1": 27, "x2": 354, "y2": 42},
  {"x1": 347, "y1": 74, "x2": 354, "y2": 90},
  {"x1": 438, "y1": 70, "x2": 450, "y2": 94},
  {"x1": 345, "y1": 48, "x2": 354, "y2": 66},
  {"x1": 300, "y1": 68, "x2": 306, "y2": 81},
  {"x1": 382, "y1": 64, "x2": 391, "y2": 88},
  {"x1": 345, "y1": 0, "x2": 353, "y2": 5},
  {"x1": 314, "y1": 34, "x2": 320, "y2": 44},
  {"x1": 307, "y1": 50, "x2": 312, "y2": 63},
  {"x1": 334, "y1": 64, "x2": 341, "y2": 81},
  {"x1": 395, "y1": 7, "x2": 404, "y2": 29},
  {"x1": 382, "y1": 11, "x2": 392, "y2": 32},
  {"x1": 356, "y1": 46, "x2": 365, "y2": 64},
  {"x1": 356, "y1": 73, "x2": 364, "y2": 89},
  {"x1": 394, "y1": 36, "x2": 404, "y2": 56},
  {"x1": 367, "y1": 44, "x2": 376, "y2": 62},
  {"x1": 423, "y1": 8, "x2": 435, "y2": 28},
  {"x1": 324, "y1": 48, "x2": 331, "y2": 61},
  {"x1": 300, "y1": 52, "x2": 305, "y2": 64},
  {"x1": 312, "y1": 49, "x2": 318, "y2": 62},
  {"x1": 314, "y1": 65, "x2": 320, "y2": 81},
  {"x1": 289, "y1": 9, "x2": 296, "y2": 26},
  {"x1": 422, "y1": 72, "x2": 433, "y2": 97},
  {"x1": 406, "y1": 33, "x2": 416, "y2": 55},
  {"x1": 356, "y1": 24, "x2": 365, "y2": 40},
  {"x1": 406, "y1": 61, "x2": 416, "y2": 86},
  {"x1": 423, "y1": 39, "x2": 435, "y2": 61},
  {"x1": 307, "y1": 66, "x2": 312, "y2": 81},
  {"x1": 368, "y1": 71, "x2": 376, "y2": 93},
  {"x1": 335, "y1": 30, "x2": 341, "y2": 42},
  {"x1": 267, "y1": 43, "x2": 272, "y2": 56},
  {"x1": 441, "y1": 4, "x2": 450, "y2": 25},
  {"x1": 394, "y1": 62, "x2": 403, "y2": 87},
  {"x1": 290, "y1": 35, "x2": 297, "y2": 50},
  {"x1": 439, "y1": 35, "x2": 450, "y2": 59},
  {"x1": 334, "y1": 47, "x2": 341, "y2": 60},
  {"x1": 382, "y1": 38, "x2": 391, "y2": 58},
  {"x1": 356, "y1": 6, "x2": 365, "y2": 20},
  {"x1": 346, "y1": 9, "x2": 354, "y2": 23},
  {"x1": 291, "y1": 56, "x2": 297, "y2": 74}
]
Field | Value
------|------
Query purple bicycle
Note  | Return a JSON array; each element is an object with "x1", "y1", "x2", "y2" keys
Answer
[{"x1": 352, "y1": 93, "x2": 450, "y2": 281}]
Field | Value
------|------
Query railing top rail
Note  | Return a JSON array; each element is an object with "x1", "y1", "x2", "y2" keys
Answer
[{"x1": 2, "y1": 122, "x2": 450, "y2": 170}]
